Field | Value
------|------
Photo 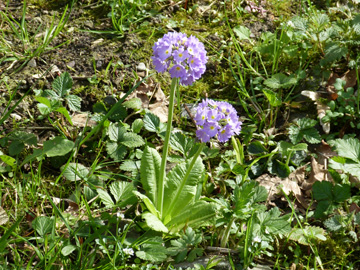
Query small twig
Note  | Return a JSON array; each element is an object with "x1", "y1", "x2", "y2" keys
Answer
[{"x1": 183, "y1": 103, "x2": 197, "y2": 127}]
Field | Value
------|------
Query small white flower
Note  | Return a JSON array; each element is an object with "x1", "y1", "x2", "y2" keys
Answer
[
  {"x1": 287, "y1": 21, "x2": 295, "y2": 28},
  {"x1": 117, "y1": 212, "x2": 125, "y2": 219},
  {"x1": 123, "y1": 248, "x2": 134, "y2": 256},
  {"x1": 253, "y1": 236, "x2": 262, "y2": 243}
]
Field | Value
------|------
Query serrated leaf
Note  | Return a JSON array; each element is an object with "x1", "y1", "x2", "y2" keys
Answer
[
  {"x1": 109, "y1": 181, "x2": 137, "y2": 207},
  {"x1": 332, "y1": 138, "x2": 360, "y2": 163},
  {"x1": 120, "y1": 132, "x2": 145, "y2": 148},
  {"x1": 32, "y1": 216, "x2": 54, "y2": 237},
  {"x1": 122, "y1": 98, "x2": 142, "y2": 110},
  {"x1": 263, "y1": 73, "x2": 297, "y2": 89},
  {"x1": 97, "y1": 188, "x2": 115, "y2": 207},
  {"x1": 120, "y1": 160, "x2": 140, "y2": 172},
  {"x1": 143, "y1": 112, "x2": 166, "y2": 133},
  {"x1": 61, "y1": 163, "x2": 89, "y2": 181},
  {"x1": 324, "y1": 215, "x2": 343, "y2": 231},
  {"x1": 233, "y1": 25, "x2": 251, "y2": 40},
  {"x1": 142, "y1": 212, "x2": 168, "y2": 233},
  {"x1": 106, "y1": 142, "x2": 127, "y2": 161},
  {"x1": 43, "y1": 136, "x2": 74, "y2": 157},
  {"x1": 52, "y1": 72, "x2": 73, "y2": 97},
  {"x1": 107, "y1": 123, "x2": 127, "y2": 142},
  {"x1": 66, "y1": 95, "x2": 82, "y2": 112},
  {"x1": 320, "y1": 42, "x2": 348, "y2": 66},
  {"x1": 108, "y1": 105, "x2": 127, "y2": 121},
  {"x1": 289, "y1": 226, "x2": 326, "y2": 245},
  {"x1": 136, "y1": 240, "x2": 167, "y2": 262},
  {"x1": 313, "y1": 181, "x2": 333, "y2": 201},
  {"x1": 170, "y1": 132, "x2": 196, "y2": 158}
]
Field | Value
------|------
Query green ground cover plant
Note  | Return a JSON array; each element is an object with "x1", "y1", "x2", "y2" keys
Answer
[{"x1": 1, "y1": 0, "x2": 360, "y2": 269}]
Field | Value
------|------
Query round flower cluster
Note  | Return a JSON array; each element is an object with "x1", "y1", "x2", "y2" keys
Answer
[
  {"x1": 151, "y1": 32, "x2": 207, "y2": 86},
  {"x1": 194, "y1": 99, "x2": 242, "y2": 143}
]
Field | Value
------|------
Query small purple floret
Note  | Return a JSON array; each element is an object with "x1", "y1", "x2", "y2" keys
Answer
[
  {"x1": 152, "y1": 32, "x2": 207, "y2": 86},
  {"x1": 194, "y1": 99, "x2": 242, "y2": 143}
]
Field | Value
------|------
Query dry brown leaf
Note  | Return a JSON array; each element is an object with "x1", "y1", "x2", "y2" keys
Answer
[
  {"x1": 71, "y1": 113, "x2": 97, "y2": 127},
  {"x1": 52, "y1": 197, "x2": 79, "y2": 213},
  {"x1": 301, "y1": 91, "x2": 330, "y2": 134},
  {"x1": 0, "y1": 206, "x2": 9, "y2": 226},
  {"x1": 342, "y1": 69, "x2": 358, "y2": 89},
  {"x1": 256, "y1": 174, "x2": 281, "y2": 201},
  {"x1": 301, "y1": 157, "x2": 332, "y2": 193}
]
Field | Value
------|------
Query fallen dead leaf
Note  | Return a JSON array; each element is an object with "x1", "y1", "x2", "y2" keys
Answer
[
  {"x1": 71, "y1": 113, "x2": 97, "y2": 127},
  {"x1": 0, "y1": 206, "x2": 9, "y2": 225}
]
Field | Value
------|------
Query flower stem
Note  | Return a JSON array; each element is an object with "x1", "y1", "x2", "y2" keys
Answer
[{"x1": 158, "y1": 77, "x2": 178, "y2": 218}]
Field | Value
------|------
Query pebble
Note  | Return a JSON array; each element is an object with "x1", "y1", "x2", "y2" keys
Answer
[
  {"x1": 67, "y1": 61, "x2": 76, "y2": 68},
  {"x1": 28, "y1": 58, "x2": 36, "y2": 67},
  {"x1": 136, "y1": 62, "x2": 147, "y2": 71}
]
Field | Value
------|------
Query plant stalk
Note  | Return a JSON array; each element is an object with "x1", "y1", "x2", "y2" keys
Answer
[{"x1": 158, "y1": 77, "x2": 178, "y2": 218}]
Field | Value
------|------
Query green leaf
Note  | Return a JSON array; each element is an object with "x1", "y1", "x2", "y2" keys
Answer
[
  {"x1": 134, "y1": 191, "x2": 160, "y2": 218},
  {"x1": 142, "y1": 212, "x2": 168, "y2": 233},
  {"x1": 333, "y1": 184, "x2": 351, "y2": 203},
  {"x1": 55, "y1": 107, "x2": 73, "y2": 125},
  {"x1": 324, "y1": 215, "x2": 343, "y2": 232},
  {"x1": 320, "y1": 42, "x2": 348, "y2": 66},
  {"x1": 122, "y1": 98, "x2": 142, "y2": 110},
  {"x1": 61, "y1": 163, "x2": 89, "y2": 181},
  {"x1": 61, "y1": 245, "x2": 77, "y2": 256},
  {"x1": 166, "y1": 201, "x2": 216, "y2": 233},
  {"x1": 120, "y1": 132, "x2": 145, "y2": 148},
  {"x1": 268, "y1": 159, "x2": 290, "y2": 178},
  {"x1": 52, "y1": 72, "x2": 73, "y2": 97},
  {"x1": 35, "y1": 96, "x2": 52, "y2": 108},
  {"x1": 288, "y1": 118, "x2": 321, "y2": 144},
  {"x1": 263, "y1": 73, "x2": 297, "y2": 89},
  {"x1": 107, "y1": 123, "x2": 127, "y2": 142},
  {"x1": 66, "y1": 95, "x2": 82, "y2": 112},
  {"x1": 136, "y1": 237, "x2": 167, "y2": 262},
  {"x1": 247, "y1": 141, "x2": 268, "y2": 155},
  {"x1": 0, "y1": 155, "x2": 16, "y2": 169},
  {"x1": 97, "y1": 188, "x2": 115, "y2": 207},
  {"x1": 108, "y1": 105, "x2": 127, "y2": 121},
  {"x1": 8, "y1": 131, "x2": 37, "y2": 145},
  {"x1": 262, "y1": 88, "x2": 282, "y2": 107},
  {"x1": 119, "y1": 160, "x2": 140, "y2": 172},
  {"x1": 143, "y1": 112, "x2": 166, "y2": 133},
  {"x1": 9, "y1": 141, "x2": 25, "y2": 156},
  {"x1": 233, "y1": 25, "x2": 251, "y2": 40},
  {"x1": 132, "y1": 118, "x2": 144, "y2": 133},
  {"x1": 106, "y1": 142, "x2": 127, "y2": 161},
  {"x1": 163, "y1": 156, "x2": 205, "y2": 218},
  {"x1": 289, "y1": 226, "x2": 326, "y2": 245},
  {"x1": 256, "y1": 207, "x2": 291, "y2": 235},
  {"x1": 109, "y1": 181, "x2": 137, "y2": 207},
  {"x1": 140, "y1": 146, "x2": 162, "y2": 205},
  {"x1": 170, "y1": 132, "x2": 196, "y2": 158},
  {"x1": 43, "y1": 136, "x2": 74, "y2": 157},
  {"x1": 313, "y1": 181, "x2": 333, "y2": 201},
  {"x1": 332, "y1": 138, "x2": 360, "y2": 163},
  {"x1": 32, "y1": 216, "x2": 54, "y2": 237},
  {"x1": 37, "y1": 103, "x2": 51, "y2": 115}
]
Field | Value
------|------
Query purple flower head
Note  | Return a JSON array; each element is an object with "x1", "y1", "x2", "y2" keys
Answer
[
  {"x1": 152, "y1": 32, "x2": 207, "y2": 86},
  {"x1": 194, "y1": 99, "x2": 242, "y2": 143}
]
